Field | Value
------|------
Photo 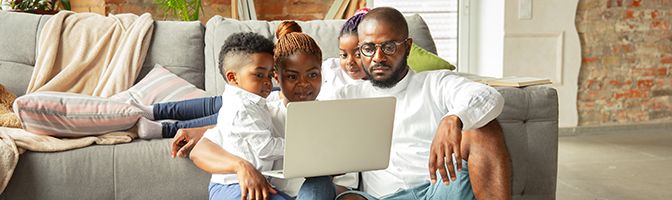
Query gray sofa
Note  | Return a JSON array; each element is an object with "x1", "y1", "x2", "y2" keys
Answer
[{"x1": 0, "y1": 11, "x2": 558, "y2": 200}]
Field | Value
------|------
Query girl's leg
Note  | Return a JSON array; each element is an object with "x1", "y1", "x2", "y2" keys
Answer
[
  {"x1": 161, "y1": 114, "x2": 219, "y2": 138},
  {"x1": 153, "y1": 96, "x2": 223, "y2": 120}
]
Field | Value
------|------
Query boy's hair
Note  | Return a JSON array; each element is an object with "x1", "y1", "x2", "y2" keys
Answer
[
  {"x1": 274, "y1": 21, "x2": 322, "y2": 71},
  {"x1": 339, "y1": 8, "x2": 369, "y2": 39},
  {"x1": 218, "y1": 32, "x2": 275, "y2": 82}
]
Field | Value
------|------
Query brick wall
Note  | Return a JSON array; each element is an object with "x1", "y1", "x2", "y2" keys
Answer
[
  {"x1": 576, "y1": 0, "x2": 672, "y2": 126},
  {"x1": 255, "y1": 0, "x2": 332, "y2": 21},
  {"x1": 71, "y1": 0, "x2": 105, "y2": 14},
  {"x1": 71, "y1": 0, "x2": 333, "y2": 24},
  {"x1": 104, "y1": 0, "x2": 232, "y2": 24}
]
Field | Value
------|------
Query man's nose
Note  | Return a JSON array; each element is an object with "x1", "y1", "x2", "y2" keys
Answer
[{"x1": 372, "y1": 47, "x2": 387, "y2": 63}]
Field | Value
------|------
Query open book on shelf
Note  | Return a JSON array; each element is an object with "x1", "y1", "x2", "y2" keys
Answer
[{"x1": 480, "y1": 76, "x2": 552, "y2": 87}]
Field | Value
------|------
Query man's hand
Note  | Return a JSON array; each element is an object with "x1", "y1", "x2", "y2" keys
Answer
[
  {"x1": 235, "y1": 160, "x2": 277, "y2": 200},
  {"x1": 171, "y1": 127, "x2": 207, "y2": 158},
  {"x1": 428, "y1": 115, "x2": 463, "y2": 185}
]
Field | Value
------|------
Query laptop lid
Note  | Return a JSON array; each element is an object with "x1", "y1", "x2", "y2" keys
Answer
[{"x1": 280, "y1": 96, "x2": 396, "y2": 178}]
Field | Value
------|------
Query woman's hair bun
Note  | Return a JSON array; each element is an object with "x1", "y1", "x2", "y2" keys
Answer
[{"x1": 276, "y1": 21, "x2": 302, "y2": 39}]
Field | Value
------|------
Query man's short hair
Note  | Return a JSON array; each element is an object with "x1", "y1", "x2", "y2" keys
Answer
[
  {"x1": 218, "y1": 32, "x2": 275, "y2": 81},
  {"x1": 359, "y1": 7, "x2": 409, "y2": 39}
]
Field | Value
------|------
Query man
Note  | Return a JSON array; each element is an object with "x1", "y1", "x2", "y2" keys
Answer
[{"x1": 333, "y1": 7, "x2": 511, "y2": 200}]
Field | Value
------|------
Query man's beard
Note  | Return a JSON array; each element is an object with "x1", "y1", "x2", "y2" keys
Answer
[{"x1": 364, "y1": 55, "x2": 409, "y2": 89}]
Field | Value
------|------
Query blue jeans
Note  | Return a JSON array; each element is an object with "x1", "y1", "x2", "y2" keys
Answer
[
  {"x1": 209, "y1": 183, "x2": 292, "y2": 200},
  {"x1": 336, "y1": 161, "x2": 474, "y2": 200},
  {"x1": 208, "y1": 176, "x2": 335, "y2": 200},
  {"x1": 153, "y1": 96, "x2": 223, "y2": 138}
]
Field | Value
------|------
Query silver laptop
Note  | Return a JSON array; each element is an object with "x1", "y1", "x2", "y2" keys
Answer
[{"x1": 262, "y1": 96, "x2": 396, "y2": 179}]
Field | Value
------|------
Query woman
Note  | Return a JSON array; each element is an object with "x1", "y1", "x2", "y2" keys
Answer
[{"x1": 189, "y1": 21, "x2": 332, "y2": 200}]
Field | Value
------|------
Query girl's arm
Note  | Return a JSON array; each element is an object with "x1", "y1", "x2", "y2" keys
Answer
[{"x1": 171, "y1": 125, "x2": 215, "y2": 158}]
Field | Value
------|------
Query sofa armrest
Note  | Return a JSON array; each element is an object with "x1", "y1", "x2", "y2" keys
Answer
[{"x1": 496, "y1": 86, "x2": 558, "y2": 200}]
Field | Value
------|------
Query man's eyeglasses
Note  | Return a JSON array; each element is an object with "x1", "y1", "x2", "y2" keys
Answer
[{"x1": 358, "y1": 38, "x2": 409, "y2": 57}]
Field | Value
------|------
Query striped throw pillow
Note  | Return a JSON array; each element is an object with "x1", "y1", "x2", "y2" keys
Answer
[
  {"x1": 111, "y1": 64, "x2": 207, "y2": 105},
  {"x1": 14, "y1": 92, "x2": 143, "y2": 137},
  {"x1": 14, "y1": 64, "x2": 207, "y2": 137}
]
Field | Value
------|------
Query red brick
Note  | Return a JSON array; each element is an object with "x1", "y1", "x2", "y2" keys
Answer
[
  {"x1": 582, "y1": 56, "x2": 599, "y2": 64},
  {"x1": 631, "y1": 0, "x2": 641, "y2": 7},
  {"x1": 660, "y1": 55, "x2": 672, "y2": 64},
  {"x1": 256, "y1": 0, "x2": 286, "y2": 16},
  {"x1": 614, "y1": 89, "x2": 648, "y2": 99},
  {"x1": 287, "y1": 3, "x2": 328, "y2": 15},
  {"x1": 609, "y1": 79, "x2": 622, "y2": 86},
  {"x1": 651, "y1": 20, "x2": 671, "y2": 30},
  {"x1": 625, "y1": 9, "x2": 635, "y2": 19},
  {"x1": 637, "y1": 79, "x2": 654, "y2": 88}
]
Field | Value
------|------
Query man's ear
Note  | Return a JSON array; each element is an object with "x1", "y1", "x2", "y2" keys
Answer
[
  {"x1": 405, "y1": 38, "x2": 413, "y2": 56},
  {"x1": 225, "y1": 70, "x2": 237, "y2": 85}
]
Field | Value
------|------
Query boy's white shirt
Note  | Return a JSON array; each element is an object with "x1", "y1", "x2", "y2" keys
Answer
[{"x1": 203, "y1": 84, "x2": 284, "y2": 185}]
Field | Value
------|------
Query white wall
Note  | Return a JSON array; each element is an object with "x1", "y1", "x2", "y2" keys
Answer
[
  {"x1": 464, "y1": 0, "x2": 580, "y2": 127},
  {"x1": 503, "y1": 0, "x2": 580, "y2": 127},
  {"x1": 463, "y1": 0, "x2": 504, "y2": 78}
]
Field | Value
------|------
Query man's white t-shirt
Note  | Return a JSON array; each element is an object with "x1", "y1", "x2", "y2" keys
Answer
[{"x1": 333, "y1": 69, "x2": 504, "y2": 197}]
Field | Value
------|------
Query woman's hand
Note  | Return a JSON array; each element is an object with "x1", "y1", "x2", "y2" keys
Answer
[
  {"x1": 235, "y1": 161, "x2": 277, "y2": 200},
  {"x1": 171, "y1": 126, "x2": 211, "y2": 158}
]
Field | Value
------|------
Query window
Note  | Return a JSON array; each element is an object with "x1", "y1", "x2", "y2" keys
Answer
[{"x1": 373, "y1": 0, "x2": 459, "y2": 65}]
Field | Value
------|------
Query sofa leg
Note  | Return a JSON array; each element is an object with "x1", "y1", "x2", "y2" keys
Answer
[{"x1": 462, "y1": 120, "x2": 512, "y2": 200}]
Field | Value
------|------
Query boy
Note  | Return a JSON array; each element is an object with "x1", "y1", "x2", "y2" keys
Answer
[{"x1": 189, "y1": 32, "x2": 290, "y2": 200}]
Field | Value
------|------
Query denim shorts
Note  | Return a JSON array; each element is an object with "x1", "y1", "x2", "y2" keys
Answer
[{"x1": 336, "y1": 160, "x2": 474, "y2": 200}]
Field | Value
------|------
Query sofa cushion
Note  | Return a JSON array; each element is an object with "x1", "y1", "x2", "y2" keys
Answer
[
  {"x1": 112, "y1": 64, "x2": 207, "y2": 105},
  {"x1": 138, "y1": 21, "x2": 205, "y2": 90},
  {"x1": 0, "y1": 12, "x2": 47, "y2": 96},
  {"x1": 204, "y1": 14, "x2": 437, "y2": 95},
  {"x1": 408, "y1": 43, "x2": 455, "y2": 72},
  {"x1": 14, "y1": 92, "x2": 144, "y2": 136},
  {"x1": 2, "y1": 145, "x2": 116, "y2": 199},
  {"x1": 114, "y1": 139, "x2": 210, "y2": 199}
]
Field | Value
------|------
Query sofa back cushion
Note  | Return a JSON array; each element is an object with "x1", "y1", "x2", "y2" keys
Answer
[
  {"x1": 0, "y1": 11, "x2": 48, "y2": 96},
  {"x1": 138, "y1": 21, "x2": 205, "y2": 90},
  {"x1": 204, "y1": 14, "x2": 437, "y2": 96},
  {"x1": 0, "y1": 11, "x2": 206, "y2": 97}
]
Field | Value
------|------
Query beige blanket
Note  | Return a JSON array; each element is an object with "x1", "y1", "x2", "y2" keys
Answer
[{"x1": 0, "y1": 11, "x2": 154, "y2": 194}]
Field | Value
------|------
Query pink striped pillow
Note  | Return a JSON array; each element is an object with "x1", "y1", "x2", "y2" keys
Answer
[
  {"x1": 14, "y1": 64, "x2": 207, "y2": 137},
  {"x1": 14, "y1": 92, "x2": 143, "y2": 137},
  {"x1": 111, "y1": 64, "x2": 207, "y2": 104}
]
